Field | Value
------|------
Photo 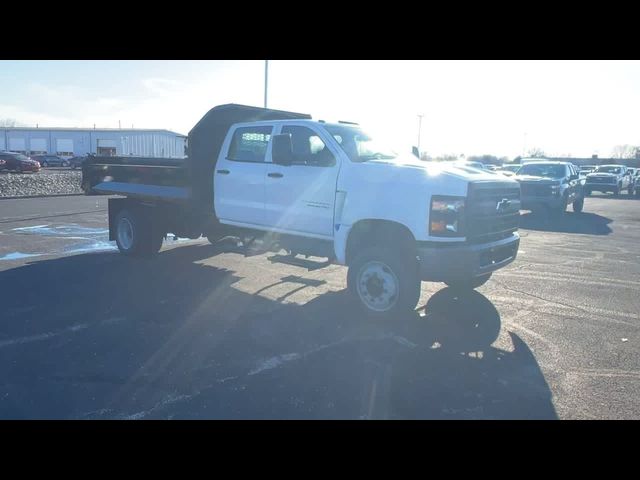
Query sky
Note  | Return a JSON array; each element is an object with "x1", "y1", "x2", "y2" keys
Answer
[{"x1": 1, "y1": 60, "x2": 639, "y2": 159}]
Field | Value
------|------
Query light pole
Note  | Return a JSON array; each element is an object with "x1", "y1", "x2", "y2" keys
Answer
[
  {"x1": 417, "y1": 114, "x2": 424, "y2": 155},
  {"x1": 264, "y1": 60, "x2": 269, "y2": 109}
]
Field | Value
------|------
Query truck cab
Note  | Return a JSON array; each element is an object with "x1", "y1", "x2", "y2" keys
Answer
[
  {"x1": 90, "y1": 105, "x2": 521, "y2": 317},
  {"x1": 212, "y1": 118, "x2": 520, "y2": 315}
]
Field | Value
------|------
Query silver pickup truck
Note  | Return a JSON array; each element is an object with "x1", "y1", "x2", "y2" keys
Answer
[{"x1": 585, "y1": 164, "x2": 634, "y2": 196}]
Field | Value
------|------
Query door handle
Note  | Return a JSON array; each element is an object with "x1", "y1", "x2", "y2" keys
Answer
[
  {"x1": 217, "y1": 169, "x2": 230, "y2": 175},
  {"x1": 268, "y1": 172, "x2": 284, "y2": 178}
]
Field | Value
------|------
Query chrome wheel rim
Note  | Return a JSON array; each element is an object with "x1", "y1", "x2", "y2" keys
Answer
[
  {"x1": 117, "y1": 217, "x2": 134, "y2": 250},
  {"x1": 356, "y1": 260, "x2": 400, "y2": 312}
]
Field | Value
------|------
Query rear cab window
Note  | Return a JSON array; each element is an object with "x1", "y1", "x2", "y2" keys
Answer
[{"x1": 227, "y1": 126, "x2": 273, "y2": 163}]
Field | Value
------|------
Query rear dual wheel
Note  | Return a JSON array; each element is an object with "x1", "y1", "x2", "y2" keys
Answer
[{"x1": 114, "y1": 208, "x2": 164, "y2": 257}]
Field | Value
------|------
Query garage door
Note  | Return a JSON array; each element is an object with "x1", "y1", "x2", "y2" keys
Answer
[
  {"x1": 30, "y1": 138, "x2": 47, "y2": 154},
  {"x1": 56, "y1": 139, "x2": 74, "y2": 157},
  {"x1": 97, "y1": 139, "x2": 117, "y2": 156},
  {"x1": 9, "y1": 137, "x2": 26, "y2": 153}
]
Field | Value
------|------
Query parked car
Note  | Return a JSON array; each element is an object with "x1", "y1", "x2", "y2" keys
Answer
[
  {"x1": 31, "y1": 154, "x2": 70, "y2": 167},
  {"x1": 514, "y1": 161, "x2": 585, "y2": 216},
  {"x1": 579, "y1": 165, "x2": 596, "y2": 177},
  {"x1": 497, "y1": 165, "x2": 521, "y2": 177},
  {"x1": 584, "y1": 164, "x2": 633, "y2": 196},
  {"x1": 68, "y1": 156, "x2": 88, "y2": 169},
  {"x1": 0, "y1": 152, "x2": 41, "y2": 173},
  {"x1": 454, "y1": 160, "x2": 487, "y2": 170}
]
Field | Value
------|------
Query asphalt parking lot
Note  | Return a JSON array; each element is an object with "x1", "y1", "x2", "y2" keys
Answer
[{"x1": 0, "y1": 194, "x2": 639, "y2": 419}]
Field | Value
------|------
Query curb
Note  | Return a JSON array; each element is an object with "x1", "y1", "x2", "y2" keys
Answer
[{"x1": 0, "y1": 193, "x2": 85, "y2": 200}]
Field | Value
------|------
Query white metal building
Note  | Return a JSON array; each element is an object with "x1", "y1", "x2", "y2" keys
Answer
[{"x1": 0, "y1": 127, "x2": 187, "y2": 159}]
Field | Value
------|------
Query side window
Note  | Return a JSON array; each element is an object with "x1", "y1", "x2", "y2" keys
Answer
[
  {"x1": 227, "y1": 126, "x2": 273, "y2": 163},
  {"x1": 281, "y1": 126, "x2": 335, "y2": 167}
]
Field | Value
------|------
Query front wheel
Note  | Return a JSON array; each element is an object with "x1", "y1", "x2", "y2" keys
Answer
[
  {"x1": 572, "y1": 197, "x2": 584, "y2": 213},
  {"x1": 41, "y1": 161, "x2": 48, "y2": 167},
  {"x1": 445, "y1": 273, "x2": 492, "y2": 291},
  {"x1": 347, "y1": 246, "x2": 421, "y2": 318},
  {"x1": 628, "y1": 185, "x2": 635, "y2": 196}
]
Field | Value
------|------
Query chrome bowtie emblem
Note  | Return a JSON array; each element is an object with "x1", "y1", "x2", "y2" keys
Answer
[{"x1": 496, "y1": 198, "x2": 511, "y2": 212}]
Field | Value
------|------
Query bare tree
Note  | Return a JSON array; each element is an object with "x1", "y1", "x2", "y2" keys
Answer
[
  {"x1": 611, "y1": 144, "x2": 638, "y2": 159},
  {"x1": 527, "y1": 147, "x2": 546, "y2": 158},
  {"x1": 0, "y1": 118, "x2": 18, "y2": 127}
]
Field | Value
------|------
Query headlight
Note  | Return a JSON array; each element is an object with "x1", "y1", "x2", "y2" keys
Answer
[{"x1": 430, "y1": 196, "x2": 465, "y2": 237}]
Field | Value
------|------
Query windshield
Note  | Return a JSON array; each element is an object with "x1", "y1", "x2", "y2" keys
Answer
[
  {"x1": 321, "y1": 124, "x2": 398, "y2": 162},
  {"x1": 517, "y1": 164, "x2": 566, "y2": 178},
  {"x1": 503, "y1": 165, "x2": 521, "y2": 172},
  {"x1": 14, "y1": 154, "x2": 31, "y2": 161},
  {"x1": 595, "y1": 166, "x2": 622, "y2": 174}
]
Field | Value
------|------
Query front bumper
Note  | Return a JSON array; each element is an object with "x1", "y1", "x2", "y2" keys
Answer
[
  {"x1": 417, "y1": 233, "x2": 519, "y2": 282},
  {"x1": 520, "y1": 195, "x2": 564, "y2": 211},
  {"x1": 585, "y1": 182, "x2": 618, "y2": 193}
]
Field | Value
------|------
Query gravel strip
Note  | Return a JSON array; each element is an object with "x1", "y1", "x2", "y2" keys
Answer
[{"x1": 0, "y1": 170, "x2": 83, "y2": 197}]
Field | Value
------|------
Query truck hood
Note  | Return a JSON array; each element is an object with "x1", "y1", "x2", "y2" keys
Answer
[
  {"x1": 514, "y1": 175, "x2": 560, "y2": 185},
  {"x1": 367, "y1": 156, "x2": 510, "y2": 183}
]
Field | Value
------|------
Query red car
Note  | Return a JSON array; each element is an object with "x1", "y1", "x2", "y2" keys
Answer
[{"x1": 0, "y1": 152, "x2": 41, "y2": 173}]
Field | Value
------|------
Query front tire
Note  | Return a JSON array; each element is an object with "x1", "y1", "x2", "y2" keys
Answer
[
  {"x1": 572, "y1": 197, "x2": 584, "y2": 213},
  {"x1": 347, "y1": 246, "x2": 421, "y2": 318},
  {"x1": 628, "y1": 185, "x2": 635, "y2": 196},
  {"x1": 445, "y1": 273, "x2": 492, "y2": 291}
]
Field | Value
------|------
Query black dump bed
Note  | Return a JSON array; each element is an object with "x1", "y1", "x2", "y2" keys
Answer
[{"x1": 84, "y1": 104, "x2": 310, "y2": 214}]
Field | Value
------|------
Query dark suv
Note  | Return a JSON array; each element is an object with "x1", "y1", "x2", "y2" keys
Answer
[{"x1": 514, "y1": 161, "x2": 585, "y2": 216}]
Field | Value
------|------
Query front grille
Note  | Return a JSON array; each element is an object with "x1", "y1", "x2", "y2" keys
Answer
[
  {"x1": 466, "y1": 182, "x2": 520, "y2": 244},
  {"x1": 586, "y1": 177, "x2": 616, "y2": 184},
  {"x1": 520, "y1": 183, "x2": 551, "y2": 196}
]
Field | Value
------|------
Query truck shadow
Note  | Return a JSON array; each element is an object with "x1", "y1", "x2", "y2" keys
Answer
[
  {"x1": 0, "y1": 245, "x2": 556, "y2": 420},
  {"x1": 519, "y1": 211, "x2": 613, "y2": 235},
  {"x1": 586, "y1": 192, "x2": 640, "y2": 201}
]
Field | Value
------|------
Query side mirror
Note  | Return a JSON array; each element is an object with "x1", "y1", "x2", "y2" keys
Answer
[
  {"x1": 412, "y1": 146, "x2": 420, "y2": 158},
  {"x1": 272, "y1": 134, "x2": 293, "y2": 166}
]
